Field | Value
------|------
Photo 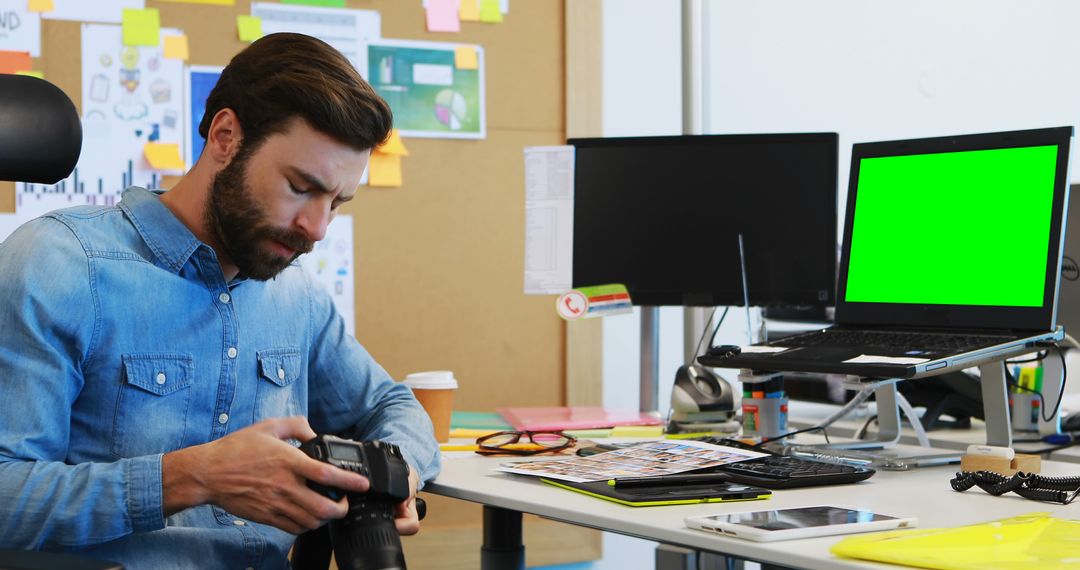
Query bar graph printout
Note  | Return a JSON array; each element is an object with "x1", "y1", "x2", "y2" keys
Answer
[{"x1": 17, "y1": 24, "x2": 185, "y2": 220}]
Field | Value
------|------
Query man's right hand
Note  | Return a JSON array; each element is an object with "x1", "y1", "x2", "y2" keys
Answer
[{"x1": 162, "y1": 417, "x2": 370, "y2": 535}]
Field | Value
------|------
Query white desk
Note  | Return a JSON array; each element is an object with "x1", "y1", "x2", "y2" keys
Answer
[{"x1": 424, "y1": 449, "x2": 1079, "y2": 570}]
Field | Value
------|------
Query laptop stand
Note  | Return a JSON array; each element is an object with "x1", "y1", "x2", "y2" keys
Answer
[{"x1": 792, "y1": 356, "x2": 1064, "y2": 453}]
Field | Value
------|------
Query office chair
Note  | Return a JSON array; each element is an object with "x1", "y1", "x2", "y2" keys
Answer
[
  {"x1": 0, "y1": 74, "x2": 81, "y2": 184},
  {"x1": 0, "y1": 75, "x2": 123, "y2": 570}
]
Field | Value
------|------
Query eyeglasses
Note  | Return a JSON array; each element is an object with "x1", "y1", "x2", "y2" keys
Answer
[{"x1": 475, "y1": 431, "x2": 577, "y2": 456}]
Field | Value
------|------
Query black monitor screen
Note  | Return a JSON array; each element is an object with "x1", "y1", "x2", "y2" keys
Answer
[{"x1": 570, "y1": 134, "x2": 839, "y2": 307}]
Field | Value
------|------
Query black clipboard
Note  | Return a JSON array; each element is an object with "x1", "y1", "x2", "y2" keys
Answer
[{"x1": 540, "y1": 478, "x2": 772, "y2": 507}]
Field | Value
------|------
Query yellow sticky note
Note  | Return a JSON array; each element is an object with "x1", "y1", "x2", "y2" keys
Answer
[
  {"x1": 377, "y1": 129, "x2": 409, "y2": 156},
  {"x1": 122, "y1": 8, "x2": 161, "y2": 47},
  {"x1": 610, "y1": 425, "x2": 665, "y2": 438},
  {"x1": 455, "y1": 46, "x2": 479, "y2": 70},
  {"x1": 163, "y1": 35, "x2": 189, "y2": 61},
  {"x1": 479, "y1": 0, "x2": 502, "y2": 23},
  {"x1": 28, "y1": 0, "x2": 54, "y2": 12},
  {"x1": 144, "y1": 143, "x2": 186, "y2": 171},
  {"x1": 15, "y1": 70, "x2": 44, "y2": 79},
  {"x1": 459, "y1": 0, "x2": 480, "y2": 21},
  {"x1": 237, "y1": 15, "x2": 263, "y2": 43},
  {"x1": 368, "y1": 152, "x2": 402, "y2": 187}
]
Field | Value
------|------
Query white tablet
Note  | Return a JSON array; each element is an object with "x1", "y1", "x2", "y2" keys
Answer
[{"x1": 684, "y1": 505, "x2": 916, "y2": 542}]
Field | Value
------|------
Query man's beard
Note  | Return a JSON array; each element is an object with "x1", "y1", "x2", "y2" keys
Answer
[{"x1": 205, "y1": 149, "x2": 314, "y2": 281}]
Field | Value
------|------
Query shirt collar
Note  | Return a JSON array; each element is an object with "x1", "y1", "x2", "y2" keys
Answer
[{"x1": 118, "y1": 186, "x2": 205, "y2": 274}]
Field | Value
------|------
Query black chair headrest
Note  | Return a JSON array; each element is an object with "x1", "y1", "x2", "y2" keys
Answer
[{"x1": 0, "y1": 74, "x2": 81, "y2": 184}]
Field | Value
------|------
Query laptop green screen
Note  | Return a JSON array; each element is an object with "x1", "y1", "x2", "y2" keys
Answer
[{"x1": 845, "y1": 145, "x2": 1058, "y2": 307}]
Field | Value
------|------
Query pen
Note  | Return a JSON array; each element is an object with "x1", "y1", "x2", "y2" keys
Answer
[{"x1": 607, "y1": 472, "x2": 732, "y2": 488}]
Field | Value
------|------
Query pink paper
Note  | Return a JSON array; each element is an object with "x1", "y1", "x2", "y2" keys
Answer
[
  {"x1": 426, "y1": 0, "x2": 461, "y2": 33},
  {"x1": 497, "y1": 406, "x2": 663, "y2": 432}
]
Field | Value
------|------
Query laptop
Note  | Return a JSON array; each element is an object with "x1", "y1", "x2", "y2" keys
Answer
[
  {"x1": 700, "y1": 127, "x2": 1072, "y2": 379},
  {"x1": 1054, "y1": 183, "x2": 1080, "y2": 344}
]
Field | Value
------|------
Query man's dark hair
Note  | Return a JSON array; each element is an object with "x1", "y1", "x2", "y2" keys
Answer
[{"x1": 199, "y1": 32, "x2": 392, "y2": 155}]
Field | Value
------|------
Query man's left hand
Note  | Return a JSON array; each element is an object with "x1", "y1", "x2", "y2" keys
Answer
[{"x1": 393, "y1": 465, "x2": 422, "y2": 535}]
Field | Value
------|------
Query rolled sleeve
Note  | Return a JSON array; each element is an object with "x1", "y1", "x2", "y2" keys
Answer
[{"x1": 303, "y1": 277, "x2": 441, "y2": 486}]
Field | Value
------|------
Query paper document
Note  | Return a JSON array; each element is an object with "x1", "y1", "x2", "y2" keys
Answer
[
  {"x1": 843, "y1": 355, "x2": 931, "y2": 365},
  {"x1": 497, "y1": 440, "x2": 768, "y2": 483},
  {"x1": 523, "y1": 146, "x2": 574, "y2": 294},
  {"x1": 251, "y1": 2, "x2": 379, "y2": 76},
  {"x1": 740, "y1": 345, "x2": 790, "y2": 354}
]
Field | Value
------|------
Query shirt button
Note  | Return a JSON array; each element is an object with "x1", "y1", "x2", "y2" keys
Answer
[
  {"x1": 227, "y1": 347, "x2": 238, "y2": 359},
  {"x1": 155, "y1": 372, "x2": 166, "y2": 385},
  {"x1": 232, "y1": 519, "x2": 245, "y2": 526},
  {"x1": 277, "y1": 368, "x2": 286, "y2": 380},
  {"x1": 218, "y1": 413, "x2": 229, "y2": 425},
  {"x1": 219, "y1": 293, "x2": 231, "y2": 304}
]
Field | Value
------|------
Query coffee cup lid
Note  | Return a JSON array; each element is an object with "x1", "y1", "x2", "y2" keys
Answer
[{"x1": 403, "y1": 370, "x2": 458, "y2": 389}]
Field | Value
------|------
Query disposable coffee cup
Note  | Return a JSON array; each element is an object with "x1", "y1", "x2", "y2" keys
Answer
[{"x1": 402, "y1": 371, "x2": 458, "y2": 443}]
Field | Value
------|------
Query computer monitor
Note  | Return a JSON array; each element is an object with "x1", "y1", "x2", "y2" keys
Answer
[{"x1": 569, "y1": 133, "x2": 838, "y2": 307}]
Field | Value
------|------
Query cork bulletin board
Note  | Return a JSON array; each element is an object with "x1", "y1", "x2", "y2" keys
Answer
[{"x1": 1, "y1": 1, "x2": 598, "y2": 567}]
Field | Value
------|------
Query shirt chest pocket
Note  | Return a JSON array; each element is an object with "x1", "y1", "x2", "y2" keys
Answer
[
  {"x1": 254, "y1": 348, "x2": 303, "y2": 422},
  {"x1": 112, "y1": 353, "x2": 194, "y2": 458}
]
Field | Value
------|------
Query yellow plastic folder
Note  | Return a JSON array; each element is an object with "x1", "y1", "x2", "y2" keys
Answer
[{"x1": 831, "y1": 513, "x2": 1080, "y2": 570}]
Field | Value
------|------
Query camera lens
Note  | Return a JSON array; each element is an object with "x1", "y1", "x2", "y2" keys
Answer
[{"x1": 331, "y1": 499, "x2": 405, "y2": 570}]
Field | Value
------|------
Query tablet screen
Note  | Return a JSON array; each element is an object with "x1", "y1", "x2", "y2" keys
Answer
[{"x1": 704, "y1": 506, "x2": 897, "y2": 531}]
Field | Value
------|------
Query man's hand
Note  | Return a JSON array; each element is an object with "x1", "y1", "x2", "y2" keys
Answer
[
  {"x1": 162, "y1": 417, "x2": 370, "y2": 535},
  {"x1": 393, "y1": 465, "x2": 422, "y2": 535}
]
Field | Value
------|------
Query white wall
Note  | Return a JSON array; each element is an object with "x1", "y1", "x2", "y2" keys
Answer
[{"x1": 705, "y1": 0, "x2": 1080, "y2": 218}]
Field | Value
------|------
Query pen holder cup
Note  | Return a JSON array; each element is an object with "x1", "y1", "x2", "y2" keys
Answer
[
  {"x1": 1009, "y1": 392, "x2": 1040, "y2": 432},
  {"x1": 741, "y1": 397, "x2": 788, "y2": 439}
]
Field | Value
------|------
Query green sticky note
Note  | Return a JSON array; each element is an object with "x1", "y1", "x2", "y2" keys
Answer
[
  {"x1": 236, "y1": 15, "x2": 263, "y2": 42},
  {"x1": 479, "y1": 0, "x2": 503, "y2": 22},
  {"x1": 281, "y1": 0, "x2": 347, "y2": 7},
  {"x1": 122, "y1": 8, "x2": 161, "y2": 47}
]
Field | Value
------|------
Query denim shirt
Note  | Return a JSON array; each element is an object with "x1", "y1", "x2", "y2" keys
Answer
[{"x1": 0, "y1": 187, "x2": 440, "y2": 569}]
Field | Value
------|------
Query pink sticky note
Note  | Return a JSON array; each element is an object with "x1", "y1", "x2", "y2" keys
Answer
[{"x1": 426, "y1": 0, "x2": 461, "y2": 33}]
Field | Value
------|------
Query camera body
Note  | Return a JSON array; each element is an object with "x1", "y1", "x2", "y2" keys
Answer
[
  {"x1": 299, "y1": 434, "x2": 412, "y2": 570},
  {"x1": 301, "y1": 434, "x2": 411, "y2": 503}
]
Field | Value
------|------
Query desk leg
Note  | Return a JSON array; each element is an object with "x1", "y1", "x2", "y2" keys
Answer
[{"x1": 481, "y1": 505, "x2": 525, "y2": 570}]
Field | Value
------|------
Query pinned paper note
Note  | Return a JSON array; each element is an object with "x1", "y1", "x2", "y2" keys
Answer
[
  {"x1": 28, "y1": 0, "x2": 54, "y2": 12},
  {"x1": 479, "y1": 0, "x2": 502, "y2": 23},
  {"x1": 144, "y1": 143, "x2": 185, "y2": 171},
  {"x1": 426, "y1": 0, "x2": 460, "y2": 33},
  {"x1": 369, "y1": 152, "x2": 402, "y2": 187},
  {"x1": 122, "y1": 8, "x2": 161, "y2": 47},
  {"x1": 455, "y1": 46, "x2": 478, "y2": 70},
  {"x1": 0, "y1": 50, "x2": 32, "y2": 74},
  {"x1": 163, "y1": 35, "x2": 189, "y2": 61},
  {"x1": 556, "y1": 284, "x2": 632, "y2": 320},
  {"x1": 459, "y1": 0, "x2": 480, "y2": 21},
  {"x1": 236, "y1": 15, "x2": 263, "y2": 42},
  {"x1": 378, "y1": 129, "x2": 409, "y2": 156}
]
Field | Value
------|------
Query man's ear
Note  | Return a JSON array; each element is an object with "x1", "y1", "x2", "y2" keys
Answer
[{"x1": 205, "y1": 108, "x2": 243, "y2": 166}]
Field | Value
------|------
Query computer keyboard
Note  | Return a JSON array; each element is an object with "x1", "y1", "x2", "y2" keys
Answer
[
  {"x1": 774, "y1": 329, "x2": 1010, "y2": 351},
  {"x1": 689, "y1": 437, "x2": 875, "y2": 489}
]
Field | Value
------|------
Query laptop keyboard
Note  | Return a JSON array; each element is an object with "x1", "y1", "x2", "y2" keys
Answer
[
  {"x1": 773, "y1": 329, "x2": 1011, "y2": 351},
  {"x1": 691, "y1": 437, "x2": 875, "y2": 488}
]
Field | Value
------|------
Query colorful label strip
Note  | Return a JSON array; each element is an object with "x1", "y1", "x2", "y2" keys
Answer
[{"x1": 556, "y1": 284, "x2": 632, "y2": 320}]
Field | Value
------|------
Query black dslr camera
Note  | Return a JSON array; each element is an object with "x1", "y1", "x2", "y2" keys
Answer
[{"x1": 295, "y1": 435, "x2": 412, "y2": 570}]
